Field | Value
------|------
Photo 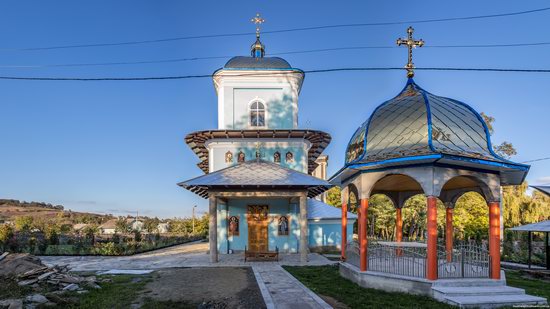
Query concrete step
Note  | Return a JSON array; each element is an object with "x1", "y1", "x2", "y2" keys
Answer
[
  {"x1": 432, "y1": 278, "x2": 506, "y2": 287},
  {"x1": 432, "y1": 285, "x2": 525, "y2": 297},
  {"x1": 442, "y1": 294, "x2": 547, "y2": 308}
]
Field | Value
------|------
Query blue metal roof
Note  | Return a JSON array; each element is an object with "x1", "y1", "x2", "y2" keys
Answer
[
  {"x1": 333, "y1": 78, "x2": 530, "y2": 186},
  {"x1": 223, "y1": 56, "x2": 293, "y2": 69}
]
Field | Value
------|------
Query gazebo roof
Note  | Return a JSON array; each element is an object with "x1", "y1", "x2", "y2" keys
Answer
[
  {"x1": 531, "y1": 185, "x2": 550, "y2": 197},
  {"x1": 509, "y1": 220, "x2": 550, "y2": 233},
  {"x1": 185, "y1": 129, "x2": 331, "y2": 174},
  {"x1": 178, "y1": 160, "x2": 332, "y2": 198},
  {"x1": 331, "y1": 78, "x2": 529, "y2": 186}
]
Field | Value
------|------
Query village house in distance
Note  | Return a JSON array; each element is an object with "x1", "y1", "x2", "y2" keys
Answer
[{"x1": 179, "y1": 15, "x2": 355, "y2": 262}]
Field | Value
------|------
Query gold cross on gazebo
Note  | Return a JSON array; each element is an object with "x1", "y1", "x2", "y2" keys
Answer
[
  {"x1": 251, "y1": 13, "x2": 265, "y2": 38},
  {"x1": 396, "y1": 26, "x2": 424, "y2": 78}
]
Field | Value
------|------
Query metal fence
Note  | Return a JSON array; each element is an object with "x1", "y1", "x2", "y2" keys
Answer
[
  {"x1": 367, "y1": 242, "x2": 427, "y2": 278},
  {"x1": 437, "y1": 244, "x2": 491, "y2": 278}
]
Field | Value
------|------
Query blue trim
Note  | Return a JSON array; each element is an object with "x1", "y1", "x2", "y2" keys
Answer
[
  {"x1": 440, "y1": 154, "x2": 530, "y2": 171},
  {"x1": 416, "y1": 82, "x2": 437, "y2": 152},
  {"x1": 348, "y1": 154, "x2": 442, "y2": 169},
  {"x1": 345, "y1": 78, "x2": 415, "y2": 166}
]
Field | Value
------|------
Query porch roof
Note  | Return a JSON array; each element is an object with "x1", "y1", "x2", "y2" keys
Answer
[
  {"x1": 308, "y1": 198, "x2": 357, "y2": 220},
  {"x1": 509, "y1": 220, "x2": 550, "y2": 233},
  {"x1": 178, "y1": 159, "x2": 333, "y2": 198}
]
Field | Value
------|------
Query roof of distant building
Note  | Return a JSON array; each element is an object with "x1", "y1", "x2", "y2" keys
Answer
[{"x1": 307, "y1": 199, "x2": 357, "y2": 220}]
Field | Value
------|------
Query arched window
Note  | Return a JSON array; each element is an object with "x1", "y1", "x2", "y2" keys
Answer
[{"x1": 250, "y1": 101, "x2": 266, "y2": 127}]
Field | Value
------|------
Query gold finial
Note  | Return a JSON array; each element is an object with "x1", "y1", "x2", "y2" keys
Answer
[
  {"x1": 251, "y1": 13, "x2": 265, "y2": 38},
  {"x1": 255, "y1": 141, "x2": 264, "y2": 160},
  {"x1": 396, "y1": 26, "x2": 424, "y2": 78}
]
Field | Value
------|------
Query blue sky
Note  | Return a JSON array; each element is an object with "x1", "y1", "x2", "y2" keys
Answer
[{"x1": 1, "y1": 1, "x2": 549, "y2": 218}]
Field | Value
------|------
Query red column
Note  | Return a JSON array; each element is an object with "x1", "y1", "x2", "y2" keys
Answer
[
  {"x1": 359, "y1": 198, "x2": 369, "y2": 271},
  {"x1": 445, "y1": 207, "x2": 453, "y2": 262},
  {"x1": 488, "y1": 201, "x2": 501, "y2": 279},
  {"x1": 396, "y1": 207, "x2": 403, "y2": 256},
  {"x1": 341, "y1": 203, "x2": 348, "y2": 261},
  {"x1": 426, "y1": 196, "x2": 438, "y2": 280}
]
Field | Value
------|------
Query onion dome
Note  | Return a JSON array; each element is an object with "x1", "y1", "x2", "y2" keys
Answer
[{"x1": 344, "y1": 78, "x2": 528, "y2": 184}]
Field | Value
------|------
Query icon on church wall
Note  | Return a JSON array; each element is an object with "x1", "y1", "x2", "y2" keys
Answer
[
  {"x1": 285, "y1": 151, "x2": 294, "y2": 163},
  {"x1": 273, "y1": 151, "x2": 281, "y2": 163},
  {"x1": 278, "y1": 216, "x2": 289, "y2": 235},
  {"x1": 228, "y1": 216, "x2": 239, "y2": 236},
  {"x1": 237, "y1": 151, "x2": 246, "y2": 163},
  {"x1": 225, "y1": 151, "x2": 233, "y2": 163},
  {"x1": 256, "y1": 151, "x2": 261, "y2": 158}
]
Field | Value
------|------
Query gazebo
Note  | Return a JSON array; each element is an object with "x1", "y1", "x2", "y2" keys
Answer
[
  {"x1": 509, "y1": 220, "x2": 550, "y2": 270},
  {"x1": 330, "y1": 27, "x2": 530, "y2": 285}
]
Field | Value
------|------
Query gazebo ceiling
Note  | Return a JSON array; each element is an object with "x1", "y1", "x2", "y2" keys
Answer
[
  {"x1": 185, "y1": 129, "x2": 331, "y2": 174},
  {"x1": 372, "y1": 174, "x2": 422, "y2": 192}
]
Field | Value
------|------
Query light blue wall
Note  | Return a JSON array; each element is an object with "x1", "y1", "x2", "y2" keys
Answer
[
  {"x1": 222, "y1": 88, "x2": 295, "y2": 130},
  {"x1": 308, "y1": 220, "x2": 355, "y2": 249},
  {"x1": 217, "y1": 198, "x2": 354, "y2": 253},
  {"x1": 210, "y1": 142, "x2": 308, "y2": 173}
]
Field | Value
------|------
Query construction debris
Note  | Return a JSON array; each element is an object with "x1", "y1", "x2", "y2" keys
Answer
[{"x1": 0, "y1": 252, "x2": 101, "y2": 307}]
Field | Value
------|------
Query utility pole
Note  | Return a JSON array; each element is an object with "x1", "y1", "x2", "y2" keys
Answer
[{"x1": 192, "y1": 205, "x2": 197, "y2": 234}]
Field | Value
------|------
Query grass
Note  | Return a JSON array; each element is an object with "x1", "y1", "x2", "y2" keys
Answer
[
  {"x1": 284, "y1": 265, "x2": 453, "y2": 308},
  {"x1": 60, "y1": 275, "x2": 151, "y2": 309},
  {"x1": 505, "y1": 270, "x2": 550, "y2": 301}
]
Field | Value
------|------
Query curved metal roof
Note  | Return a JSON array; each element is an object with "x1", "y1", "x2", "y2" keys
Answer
[
  {"x1": 346, "y1": 78, "x2": 509, "y2": 165},
  {"x1": 224, "y1": 56, "x2": 292, "y2": 69},
  {"x1": 333, "y1": 78, "x2": 529, "y2": 186}
]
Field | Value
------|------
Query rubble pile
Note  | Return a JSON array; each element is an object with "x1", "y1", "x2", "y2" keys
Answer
[{"x1": 0, "y1": 253, "x2": 103, "y2": 308}]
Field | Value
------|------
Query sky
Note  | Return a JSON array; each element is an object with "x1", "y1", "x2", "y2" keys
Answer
[{"x1": 1, "y1": 1, "x2": 550, "y2": 218}]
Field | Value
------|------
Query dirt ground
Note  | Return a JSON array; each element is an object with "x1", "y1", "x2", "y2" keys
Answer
[{"x1": 141, "y1": 267, "x2": 266, "y2": 308}]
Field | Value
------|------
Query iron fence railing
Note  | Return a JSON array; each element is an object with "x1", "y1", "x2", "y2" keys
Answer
[
  {"x1": 437, "y1": 244, "x2": 491, "y2": 278},
  {"x1": 367, "y1": 241, "x2": 427, "y2": 278}
]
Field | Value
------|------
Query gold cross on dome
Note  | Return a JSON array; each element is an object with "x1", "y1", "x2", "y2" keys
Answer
[
  {"x1": 251, "y1": 13, "x2": 265, "y2": 38},
  {"x1": 396, "y1": 26, "x2": 424, "y2": 78}
]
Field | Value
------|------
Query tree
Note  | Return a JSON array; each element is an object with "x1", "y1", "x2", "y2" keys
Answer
[
  {"x1": 14, "y1": 216, "x2": 34, "y2": 232},
  {"x1": 325, "y1": 187, "x2": 342, "y2": 208},
  {"x1": 115, "y1": 218, "x2": 130, "y2": 234},
  {"x1": 0, "y1": 224, "x2": 14, "y2": 248},
  {"x1": 143, "y1": 217, "x2": 160, "y2": 234}
]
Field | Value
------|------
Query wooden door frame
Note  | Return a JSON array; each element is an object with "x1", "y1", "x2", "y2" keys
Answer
[{"x1": 247, "y1": 205, "x2": 269, "y2": 252}]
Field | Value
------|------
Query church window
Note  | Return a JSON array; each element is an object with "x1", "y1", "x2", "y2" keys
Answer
[
  {"x1": 250, "y1": 101, "x2": 266, "y2": 127},
  {"x1": 273, "y1": 151, "x2": 281, "y2": 163},
  {"x1": 225, "y1": 151, "x2": 233, "y2": 163},
  {"x1": 285, "y1": 151, "x2": 294, "y2": 163},
  {"x1": 228, "y1": 216, "x2": 239, "y2": 236},
  {"x1": 237, "y1": 151, "x2": 246, "y2": 163},
  {"x1": 278, "y1": 216, "x2": 289, "y2": 235}
]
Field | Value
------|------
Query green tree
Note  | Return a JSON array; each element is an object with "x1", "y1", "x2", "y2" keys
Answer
[
  {"x1": 115, "y1": 218, "x2": 130, "y2": 234},
  {"x1": 325, "y1": 187, "x2": 342, "y2": 208},
  {"x1": 143, "y1": 217, "x2": 160, "y2": 234},
  {"x1": 0, "y1": 224, "x2": 14, "y2": 249}
]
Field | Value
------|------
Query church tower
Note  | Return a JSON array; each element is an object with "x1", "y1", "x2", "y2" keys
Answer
[{"x1": 186, "y1": 14, "x2": 330, "y2": 175}]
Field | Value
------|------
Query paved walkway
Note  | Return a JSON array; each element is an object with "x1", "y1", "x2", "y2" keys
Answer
[
  {"x1": 39, "y1": 241, "x2": 336, "y2": 271},
  {"x1": 253, "y1": 264, "x2": 332, "y2": 309}
]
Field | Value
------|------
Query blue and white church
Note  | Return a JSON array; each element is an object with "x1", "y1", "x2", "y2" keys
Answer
[{"x1": 179, "y1": 16, "x2": 355, "y2": 263}]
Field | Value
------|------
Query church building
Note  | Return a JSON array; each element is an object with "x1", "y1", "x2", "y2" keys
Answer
[{"x1": 179, "y1": 15, "x2": 355, "y2": 262}]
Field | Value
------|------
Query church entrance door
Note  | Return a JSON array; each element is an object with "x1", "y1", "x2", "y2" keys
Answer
[{"x1": 247, "y1": 205, "x2": 269, "y2": 252}]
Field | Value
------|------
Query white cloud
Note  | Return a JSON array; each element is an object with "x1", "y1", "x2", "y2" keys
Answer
[{"x1": 534, "y1": 176, "x2": 550, "y2": 185}]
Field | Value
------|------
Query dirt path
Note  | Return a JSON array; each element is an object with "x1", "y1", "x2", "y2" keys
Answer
[{"x1": 141, "y1": 267, "x2": 265, "y2": 308}]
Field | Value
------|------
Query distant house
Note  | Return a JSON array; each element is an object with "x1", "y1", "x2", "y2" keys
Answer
[
  {"x1": 99, "y1": 219, "x2": 117, "y2": 234},
  {"x1": 157, "y1": 222, "x2": 170, "y2": 234},
  {"x1": 73, "y1": 223, "x2": 88, "y2": 233},
  {"x1": 126, "y1": 218, "x2": 143, "y2": 232}
]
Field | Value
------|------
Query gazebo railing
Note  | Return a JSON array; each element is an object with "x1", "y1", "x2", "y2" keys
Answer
[
  {"x1": 437, "y1": 244, "x2": 491, "y2": 278},
  {"x1": 344, "y1": 241, "x2": 361, "y2": 268},
  {"x1": 367, "y1": 241, "x2": 427, "y2": 278}
]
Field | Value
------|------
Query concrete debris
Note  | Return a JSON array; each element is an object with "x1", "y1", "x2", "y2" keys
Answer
[
  {"x1": 0, "y1": 299, "x2": 23, "y2": 309},
  {"x1": 25, "y1": 294, "x2": 49, "y2": 304},
  {"x1": 0, "y1": 252, "x2": 100, "y2": 301}
]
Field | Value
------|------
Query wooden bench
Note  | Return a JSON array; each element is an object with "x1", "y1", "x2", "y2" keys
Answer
[{"x1": 244, "y1": 246, "x2": 279, "y2": 262}]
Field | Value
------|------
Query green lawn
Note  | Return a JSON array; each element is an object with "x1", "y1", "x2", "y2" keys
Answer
[
  {"x1": 505, "y1": 270, "x2": 550, "y2": 301},
  {"x1": 284, "y1": 265, "x2": 550, "y2": 309},
  {"x1": 284, "y1": 265, "x2": 453, "y2": 308}
]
